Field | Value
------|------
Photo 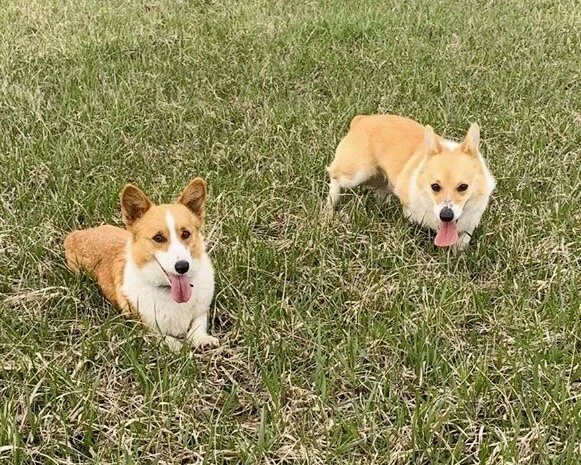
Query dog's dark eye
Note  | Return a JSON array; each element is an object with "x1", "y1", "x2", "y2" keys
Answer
[
  {"x1": 431, "y1": 183, "x2": 441, "y2": 192},
  {"x1": 181, "y1": 230, "x2": 191, "y2": 240},
  {"x1": 152, "y1": 234, "x2": 166, "y2": 243},
  {"x1": 457, "y1": 184, "x2": 468, "y2": 192}
]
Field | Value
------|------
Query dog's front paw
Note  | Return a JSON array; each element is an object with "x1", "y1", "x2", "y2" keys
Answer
[
  {"x1": 190, "y1": 334, "x2": 219, "y2": 349},
  {"x1": 165, "y1": 335, "x2": 184, "y2": 352},
  {"x1": 452, "y1": 233, "x2": 471, "y2": 252},
  {"x1": 374, "y1": 186, "x2": 390, "y2": 203}
]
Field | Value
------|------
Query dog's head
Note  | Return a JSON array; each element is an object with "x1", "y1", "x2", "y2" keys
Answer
[
  {"x1": 120, "y1": 178, "x2": 207, "y2": 303},
  {"x1": 417, "y1": 124, "x2": 490, "y2": 247}
]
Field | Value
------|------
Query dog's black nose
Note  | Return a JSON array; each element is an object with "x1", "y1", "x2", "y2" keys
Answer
[
  {"x1": 174, "y1": 260, "x2": 189, "y2": 274},
  {"x1": 439, "y1": 207, "x2": 454, "y2": 223}
]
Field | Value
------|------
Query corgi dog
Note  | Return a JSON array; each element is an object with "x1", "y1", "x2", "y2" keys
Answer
[
  {"x1": 325, "y1": 115, "x2": 496, "y2": 250},
  {"x1": 64, "y1": 178, "x2": 218, "y2": 351}
]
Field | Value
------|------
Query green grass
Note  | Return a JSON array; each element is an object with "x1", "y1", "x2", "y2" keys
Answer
[{"x1": 0, "y1": 0, "x2": 580, "y2": 463}]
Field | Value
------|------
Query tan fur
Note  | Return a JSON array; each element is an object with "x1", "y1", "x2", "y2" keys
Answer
[
  {"x1": 412, "y1": 146, "x2": 487, "y2": 207},
  {"x1": 328, "y1": 114, "x2": 426, "y2": 187},
  {"x1": 64, "y1": 225, "x2": 131, "y2": 312}
]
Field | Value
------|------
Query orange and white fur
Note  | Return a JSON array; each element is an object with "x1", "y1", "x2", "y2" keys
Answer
[
  {"x1": 326, "y1": 115, "x2": 496, "y2": 250},
  {"x1": 64, "y1": 178, "x2": 218, "y2": 351}
]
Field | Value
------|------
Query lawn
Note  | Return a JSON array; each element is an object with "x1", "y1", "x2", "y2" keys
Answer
[{"x1": 0, "y1": 0, "x2": 580, "y2": 463}]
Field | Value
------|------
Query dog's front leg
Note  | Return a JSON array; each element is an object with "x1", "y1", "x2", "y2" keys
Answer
[
  {"x1": 186, "y1": 313, "x2": 219, "y2": 348},
  {"x1": 165, "y1": 335, "x2": 184, "y2": 352},
  {"x1": 454, "y1": 232, "x2": 472, "y2": 251}
]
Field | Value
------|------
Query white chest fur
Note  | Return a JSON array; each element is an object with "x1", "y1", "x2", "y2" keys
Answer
[{"x1": 121, "y1": 251, "x2": 215, "y2": 338}]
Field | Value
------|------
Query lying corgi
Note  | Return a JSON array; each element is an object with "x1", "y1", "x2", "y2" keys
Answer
[
  {"x1": 64, "y1": 178, "x2": 218, "y2": 351},
  {"x1": 325, "y1": 115, "x2": 496, "y2": 249}
]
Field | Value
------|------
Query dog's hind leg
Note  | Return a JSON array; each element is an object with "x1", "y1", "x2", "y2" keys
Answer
[
  {"x1": 366, "y1": 173, "x2": 391, "y2": 203},
  {"x1": 324, "y1": 168, "x2": 376, "y2": 215},
  {"x1": 324, "y1": 130, "x2": 376, "y2": 215},
  {"x1": 325, "y1": 177, "x2": 341, "y2": 212}
]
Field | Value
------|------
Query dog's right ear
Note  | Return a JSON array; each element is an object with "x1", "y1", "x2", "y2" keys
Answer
[
  {"x1": 178, "y1": 177, "x2": 206, "y2": 218},
  {"x1": 120, "y1": 184, "x2": 152, "y2": 227},
  {"x1": 424, "y1": 125, "x2": 442, "y2": 156}
]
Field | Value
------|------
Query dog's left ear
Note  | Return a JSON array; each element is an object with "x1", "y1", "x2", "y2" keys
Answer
[
  {"x1": 461, "y1": 123, "x2": 480, "y2": 155},
  {"x1": 178, "y1": 177, "x2": 207, "y2": 217}
]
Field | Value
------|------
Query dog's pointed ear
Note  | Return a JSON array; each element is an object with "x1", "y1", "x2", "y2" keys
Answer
[
  {"x1": 120, "y1": 184, "x2": 152, "y2": 227},
  {"x1": 424, "y1": 125, "x2": 442, "y2": 156},
  {"x1": 178, "y1": 177, "x2": 206, "y2": 217},
  {"x1": 461, "y1": 123, "x2": 480, "y2": 155}
]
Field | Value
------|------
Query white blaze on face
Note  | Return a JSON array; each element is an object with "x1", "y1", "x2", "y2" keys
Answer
[
  {"x1": 153, "y1": 209, "x2": 193, "y2": 275},
  {"x1": 150, "y1": 209, "x2": 194, "y2": 304}
]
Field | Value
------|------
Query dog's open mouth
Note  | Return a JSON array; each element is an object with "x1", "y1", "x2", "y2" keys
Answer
[
  {"x1": 434, "y1": 221, "x2": 459, "y2": 247},
  {"x1": 161, "y1": 272, "x2": 193, "y2": 304}
]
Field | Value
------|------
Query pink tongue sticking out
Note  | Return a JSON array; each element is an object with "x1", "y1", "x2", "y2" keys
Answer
[
  {"x1": 434, "y1": 222, "x2": 459, "y2": 247},
  {"x1": 167, "y1": 274, "x2": 192, "y2": 303}
]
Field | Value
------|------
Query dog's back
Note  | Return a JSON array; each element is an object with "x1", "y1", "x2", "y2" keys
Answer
[
  {"x1": 329, "y1": 114, "x2": 425, "y2": 186},
  {"x1": 64, "y1": 225, "x2": 128, "y2": 307}
]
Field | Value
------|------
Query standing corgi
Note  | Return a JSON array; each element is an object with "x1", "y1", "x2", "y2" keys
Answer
[
  {"x1": 325, "y1": 115, "x2": 496, "y2": 250},
  {"x1": 64, "y1": 178, "x2": 218, "y2": 350}
]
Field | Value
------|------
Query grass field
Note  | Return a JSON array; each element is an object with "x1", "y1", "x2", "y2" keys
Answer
[{"x1": 0, "y1": 0, "x2": 580, "y2": 463}]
